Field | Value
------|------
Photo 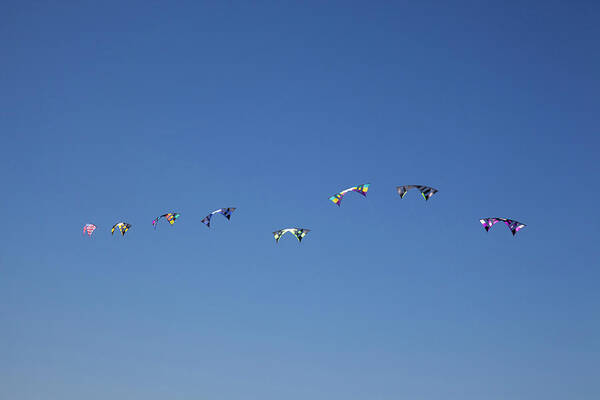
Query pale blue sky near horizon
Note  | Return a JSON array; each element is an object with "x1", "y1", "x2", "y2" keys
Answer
[{"x1": 1, "y1": 1, "x2": 599, "y2": 399}]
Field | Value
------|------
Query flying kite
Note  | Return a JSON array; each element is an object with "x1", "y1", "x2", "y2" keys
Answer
[
  {"x1": 479, "y1": 218, "x2": 526, "y2": 236},
  {"x1": 111, "y1": 222, "x2": 132, "y2": 236},
  {"x1": 201, "y1": 208, "x2": 236, "y2": 228},
  {"x1": 396, "y1": 185, "x2": 438, "y2": 201},
  {"x1": 329, "y1": 183, "x2": 370, "y2": 206},
  {"x1": 152, "y1": 213, "x2": 180, "y2": 229},
  {"x1": 83, "y1": 224, "x2": 96, "y2": 236},
  {"x1": 273, "y1": 228, "x2": 310, "y2": 243}
]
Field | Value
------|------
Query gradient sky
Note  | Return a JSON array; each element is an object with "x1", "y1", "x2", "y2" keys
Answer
[{"x1": 1, "y1": 1, "x2": 599, "y2": 399}]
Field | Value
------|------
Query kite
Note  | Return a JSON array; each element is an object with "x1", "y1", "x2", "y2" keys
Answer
[
  {"x1": 111, "y1": 222, "x2": 132, "y2": 236},
  {"x1": 83, "y1": 224, "x2": 96, "y2": 236},
  {"x1": 479, "y1": 218, "x2": 526, "y2": 236},
  {"x1": 201, "y1": 208, "x2": 236, "y2": 228},
  {"x1": 273, "y1": 228, "x2": 310, "y2": 243},
  {"x1": 396, "y1": 185, "x2": 438, "y2": 201},
  {"x1": 329, "y1": 183, "x2": 370, "y2": 206},
  {"x1": 152, "y1": 212, "x2": 180, "y2": 229}
]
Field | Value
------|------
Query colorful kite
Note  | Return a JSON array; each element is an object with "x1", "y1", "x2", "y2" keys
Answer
[
  {"x1": 83, "y1": 224, "x2": 96, "y2": 236},
  {"x1": 201, "y1": 208, "x2": 236, "y2": 228},
  {"x1": 273, "y1": 228, "x2": 310, "y2": 243},
  {"x1": 479, "y1": 218, "x2": 526, "y2": 236},
  {"x1": 329, "y1": 183, "x2": 370, "y2": 206},
  {"x1": 152, "y1": 213, "x2": 180, "y2": 229},
  {"x1": 396, "y1": 185, "x2": 438, "y2": 201},
  {"x1": 111, "y1": 222, "x2": 132, "y2": 236}
]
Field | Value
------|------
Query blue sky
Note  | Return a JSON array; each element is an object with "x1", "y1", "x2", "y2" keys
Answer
[{"x1": 1, "y1": 1, "x2": 599, "y2": 399}]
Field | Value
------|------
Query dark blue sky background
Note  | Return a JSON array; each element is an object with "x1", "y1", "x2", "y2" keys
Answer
[{"x1": 1, "y1": 1, "x2": 599, "y2": 399}]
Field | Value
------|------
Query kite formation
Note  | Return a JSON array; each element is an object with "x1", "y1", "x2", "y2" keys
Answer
[{"x1": 83, "y1": 183, "x2": 527, "y2": 241}]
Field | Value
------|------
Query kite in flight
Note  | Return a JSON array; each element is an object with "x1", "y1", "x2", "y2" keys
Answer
[
  {"x1": 152, "y1": 213, "x2": 180, "y2": 229},
  {"x1": 329, "y1": 183, "x2": 370, "y2": 206},
  {"x1": 273, "y1": 228, "x2": 310, "y2": 243},
  {"x1": 201, "y1": 208, "x2": 236, "y2": 228},
  {"x1": 83, "y1": 224, "x2": 96, "y2": 236},
  {"x1": 111, "y1": 222, "x2": 132, "y2": 236},
  {"x1": 479, "y1": 218, "x2": 526, "y2": 236},
  {"x1": 396, "y1": 185, "x2": 438, "y2": 201}
]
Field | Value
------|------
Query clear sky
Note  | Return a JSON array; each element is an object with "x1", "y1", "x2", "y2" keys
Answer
[{"x1": 1, "y1": 1, "x2": 599, "y2": 399}]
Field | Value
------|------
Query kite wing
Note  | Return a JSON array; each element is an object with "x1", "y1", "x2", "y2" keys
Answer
[
  {"x1": 273, "y1": 229, "x2": 285, "y2": 242},
  {"x1": 505, "y1": 219, "x2": 526, "y2": 236},
  {"x1": 83, "y1": 224, "x2": 96, "y2": 236},
  {"x1": 121, "y1": 223, "x2": 132, "y2": 235},
  {"x1": 480, "y1": 218, "x2": 526, "y2": 236},
  {"x1": 329, "y1": 183, "x2": 370, "y2": 206},
  {"x1": 396, "y1": 185, "x2": 438, "y2": 200},
  {"x1": 220, "y1": 207, "x2": 236, "y2": 220},
  {"x1": 201, "y1": 214, "x2": 212, "y2": 228},
  {"x1": 329, "y1": 193, "x2": 344, "y2": 206},
  {"x1": 479, "y1": 218, "x2": 501, "y2": 232},
  {"x1": 202, "y1": 207, "x2": 236, "y2": 228},
  {"x1": 166, "y1": 213, "x2": 180, "y2": 225},
  {"x1": 293, "y1": 228, "x2": 310, "y2": 242}
]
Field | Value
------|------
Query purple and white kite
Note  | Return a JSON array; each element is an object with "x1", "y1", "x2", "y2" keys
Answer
[{"x1": 479, "y1": 218, "x2": 526, "y2": 236}]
